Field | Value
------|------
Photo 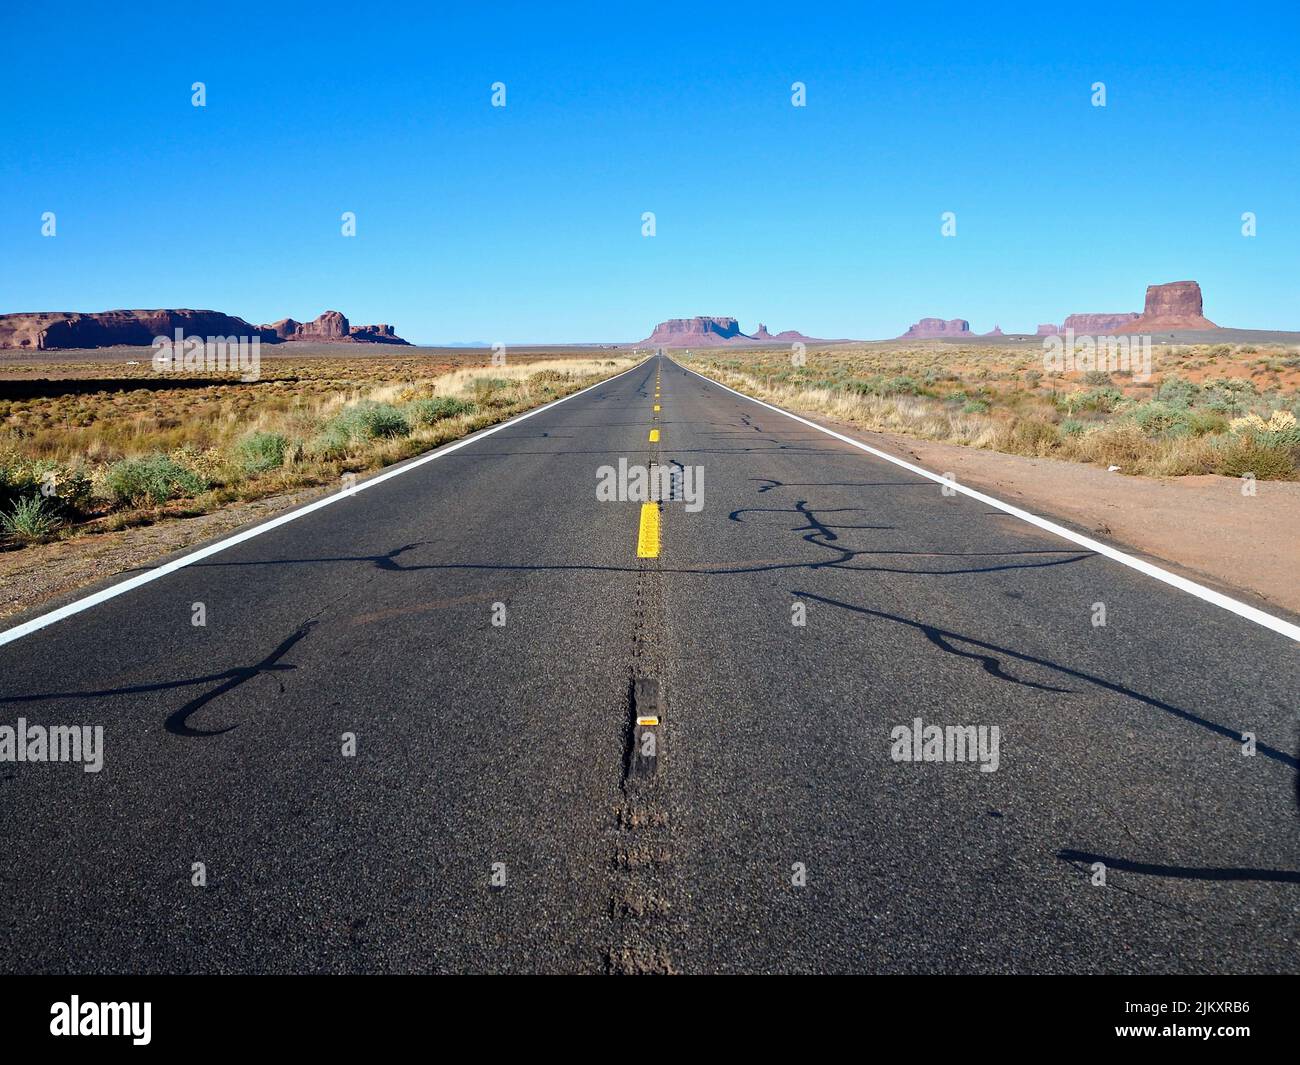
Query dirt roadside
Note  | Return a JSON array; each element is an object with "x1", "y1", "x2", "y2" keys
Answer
[
  {"x1": 805, "y1": 411, "x2": 1299, "y2": 618},
  {"x1": 0, "y1": 485, "x2": 332, "y2": 623}
]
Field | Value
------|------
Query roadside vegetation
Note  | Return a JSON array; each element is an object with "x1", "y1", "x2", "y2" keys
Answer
[
  {"x1": 0, "y1": 354, "x2": 632, "y2": 548},
  {"x1": 681, "y1": 343, "x2": 1300, "y2": 481}
]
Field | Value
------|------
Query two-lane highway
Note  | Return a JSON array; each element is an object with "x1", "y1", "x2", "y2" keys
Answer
[{"x1": 1, "y1": 354, "x2": 1296, "y2": 973}]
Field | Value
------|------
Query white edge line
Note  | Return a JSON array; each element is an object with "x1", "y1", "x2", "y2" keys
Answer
[
  {"x1": 0, "y1": 357, "x2": 652, "y2": 648},
  {"x1": 677, "y1": 358, "x2": 1300, "y2": 644}
]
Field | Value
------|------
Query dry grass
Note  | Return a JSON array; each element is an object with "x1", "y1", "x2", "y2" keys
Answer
[
  {"x1": 682, "y1": 342, "x2": 1300, "y2": 480},
  {"x1": 0, "y1": 351, "x2": 635, "y2": 547}
]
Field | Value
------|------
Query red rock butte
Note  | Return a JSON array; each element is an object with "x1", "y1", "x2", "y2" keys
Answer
[
  {"x1": 637, "y1": 317, "x2": 841, "y2": 346},
  {"x1": 913, "y1": 281, "x2": 1221, "y2": 338},
  {"x1": 641, "y1": 316, "x2": 745, "y2": 346},
  {"x1": 0, "y1": 309, "x2": 409, "y2": 350},
  {"x1": 900, "y1": 318, "x2": 971, "y2": 339},
  {"x1": 263, "y1": 310, "x2": 405, "y2": 344},
  {"x1": 1045, "y1": 282, "x2": 1217, "y2": 336},
  {"x1": 1115, "y1": 281, "x2": 1217, "y2": 333},
  {"x1": 1062, "y1": 313, "x2": 1141, "y2": 333}
]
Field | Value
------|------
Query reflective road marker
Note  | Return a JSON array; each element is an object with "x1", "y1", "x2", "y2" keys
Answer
[{"x1": 636, "y1": 503, "x2": 660, "y2": 558}]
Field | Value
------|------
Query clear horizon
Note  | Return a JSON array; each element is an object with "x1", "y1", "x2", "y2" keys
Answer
[{"x1": 2, "y1": 1, "x2": 1296, "y2": 344}]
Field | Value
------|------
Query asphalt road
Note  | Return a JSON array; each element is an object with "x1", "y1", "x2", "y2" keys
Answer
[{"x1": 1, "y1": 354, "x2": 1296, "y2": 974}]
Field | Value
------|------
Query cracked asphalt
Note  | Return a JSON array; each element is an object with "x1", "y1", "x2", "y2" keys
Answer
[{"x1": 0, "y1": 354, "x2": 1296, "y2": 973}]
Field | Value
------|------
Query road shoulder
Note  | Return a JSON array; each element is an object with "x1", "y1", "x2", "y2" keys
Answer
[{"x1": 795, "y1": 407, "x2": 1300, "y2": 619}]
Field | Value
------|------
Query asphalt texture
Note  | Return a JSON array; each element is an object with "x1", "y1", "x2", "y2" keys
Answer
[{"x1": 0, "y1": 354, "x2": 1296, "y2": 973}]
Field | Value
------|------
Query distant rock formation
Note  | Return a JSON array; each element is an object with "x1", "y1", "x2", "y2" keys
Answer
[
  {"x1": 1041, "y1": 282, "x2": 1217, "y2": 337},
  {"x1": 641, "y1": 316, "x2": 746, "y2": 346},
  {"x1": 890, "y1": 280, "x2": 1220, "y2": 338},
  {"x1": 0, "y1": 310, "x2": 273, "y2": 351},
  {"x1": 262, "y1": 310, "x2": 408, "y2": 345},
  {"x1": 1062, "y1": 312, "x2": 1141, "y2": 333},
  {"x1": 901, "y1": 318, "x2": 971, "y2": 339},
  {"x1": 637, "y1": 317, "x2": 845, "y2": 346},
  {"x1": 1115, "y1": 281, "x2": 1217, "y2": 332},
  {"x1": 984, "y1": 325, "x2": 1004, "y2": 336},
  {"x1": 348, "y1": 323, "x2": 405, "y2": 343},
  {"x1": 0, "y1": 308, "x2": 409, "y2": 350},
  {"x1": 264, "y1": 311, "x2": 347, "y2": 342}
]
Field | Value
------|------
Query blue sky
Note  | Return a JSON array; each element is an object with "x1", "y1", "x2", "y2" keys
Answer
[{"x1": 2, "y1": 1, "x2": 1296, "y2": 343}]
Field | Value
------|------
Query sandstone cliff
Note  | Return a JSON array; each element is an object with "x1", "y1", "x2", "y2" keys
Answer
[
  {"x1": 1062, "y1": 312, "x2": 1141, "y2": 333},
  {"x1": 900, "y1": 318, "x2": 971, "y2": 339},
  {"x1": 640, "y1": 317, "x2": 746, "y2": 346},
  {"x1": 1114, "y1": 281, "x2": 1217, "y2": 332},
  {"x1": 0, "y1": 308, "x2": 409, "y2": 349},
  {"x1": 0, "y1": 310, "x2": 274, "y2": 351},
  {"x1": 637, "y1": 317, "x2": 843, "y2": 346},
  {"x1": 261, "y1": 311, "x2": 409, "y2": 344}
]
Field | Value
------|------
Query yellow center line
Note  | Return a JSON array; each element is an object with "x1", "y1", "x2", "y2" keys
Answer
[
  {"x1": 653, "y1": 404, "x2": 660, "y2": 412},
  {"x1": 636, "y1": 503, "x2": 660, "y2": 558},
  {"x1": 648, "y1": 428, "x2": 660, "y2": 442}
]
